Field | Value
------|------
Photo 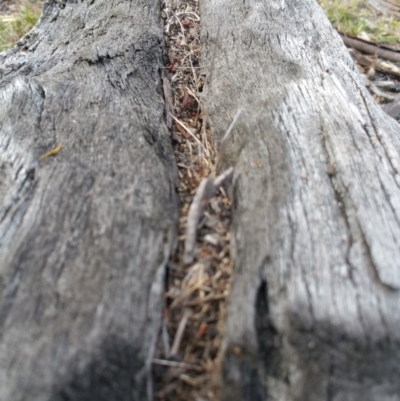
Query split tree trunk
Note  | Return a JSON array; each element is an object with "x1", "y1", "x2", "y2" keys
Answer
[
  {"x1": 0, "y1": 1, "x2": 177, "y2": 400},
  {"x1": 200, "y1": 0, "x2": 400, "y2": 400},
  {"x1": 1, "y1": 0, "x2": 400, "y2": 401}
]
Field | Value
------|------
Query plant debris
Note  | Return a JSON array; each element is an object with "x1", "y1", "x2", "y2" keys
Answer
[
  {"x1": 154, "y1": 1, "x2": 233, "y2": 400},
  {"x1": 38, "y1": 143, "x2": 63, "y2": 161}
]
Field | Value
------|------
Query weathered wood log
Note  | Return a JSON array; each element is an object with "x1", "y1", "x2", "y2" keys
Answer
[
  {"x1": 200, "y1": 0, "x2": 400, "y2": 400},
  {"x1": 0, "y1": 1, "x2": 177, "y2": 400}
]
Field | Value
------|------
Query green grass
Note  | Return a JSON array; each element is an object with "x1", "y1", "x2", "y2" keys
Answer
[
  {"x1": 318, "y1": 0, "x2": 400, "y2": 43},
  {"x1": 0, "y1": 1, "x2": 43, "y2": 52}
]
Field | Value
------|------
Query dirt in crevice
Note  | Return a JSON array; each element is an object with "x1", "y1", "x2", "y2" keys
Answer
[{"x1": 153, "y1": 1, "x2": 233, "y2": 400}]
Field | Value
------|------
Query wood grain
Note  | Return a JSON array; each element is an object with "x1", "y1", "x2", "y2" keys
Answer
[
  {"x1": 200, "y1": 0, "x2": 400, "y2": 400},
  {"x1": 0, "y1": 1, "x2": 177, "y2": 400}
]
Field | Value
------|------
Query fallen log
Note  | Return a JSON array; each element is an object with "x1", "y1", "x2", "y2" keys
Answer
[
  {"x1": 3, "y1": 0, "x2": 400, "y2": 400},
  {"x1": 200, "y1": 0, "x2": 400, "y2": 400}
]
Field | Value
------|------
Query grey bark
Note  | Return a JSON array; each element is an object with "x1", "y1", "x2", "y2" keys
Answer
[
  {"x1": 200, "y1": 1, "x2": 400, "y2": 400},
  {"x1": 0, "y1": 1, "x2": 177, "y2": 401},
  {"x1": 3, "y1": 0, "x2": 400, "y2": 400}
]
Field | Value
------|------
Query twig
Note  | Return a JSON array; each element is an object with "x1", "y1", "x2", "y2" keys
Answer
[
  {"x1": 369, "y1": 83, "x2": 396, "y2": 100},
  {"x1": 183, "y1": 177, "x2": 216, "y2": 265},
  {"x1": 214, "y1": 167, "x2": 234, "y2": 188},
  {"x1": 340, "y1": 32, "x2": 400, "y2": 63},
  {"x1": 152, "y1": 359, "x2": 203, "y2": 371},
  {"x1": 350, "y1": 50, "x2": 400, "y2": 79},
  {"x1": 170, "y1": 309, "x2": 191, "y2": 357},
  {"x1": 183, "y1": 168, "x2": 233, "y2": 265},
  {"x1": 175, "y1": 121, "x2": 190, "y2": 139}
]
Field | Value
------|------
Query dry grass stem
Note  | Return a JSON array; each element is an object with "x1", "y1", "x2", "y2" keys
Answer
[
  {"x1": 183, "y1": 178, "x2": 216, "y2": 265},
  {"x1": 171, "y1": 114, "x2": 205, "y2": 151},
  {"x1": 153, "y1": 359, "x2": 203, "y2": 371}
]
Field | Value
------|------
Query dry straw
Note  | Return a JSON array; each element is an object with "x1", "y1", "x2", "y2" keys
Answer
[{"x1": 155, "y1": 1, "x2": 234, "y2": 400}]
